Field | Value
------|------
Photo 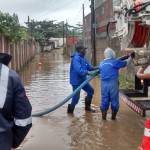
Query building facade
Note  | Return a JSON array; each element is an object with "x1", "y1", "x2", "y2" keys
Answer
[{"x1": 83, "y1": 0, "x2": 121, "y2": 64}]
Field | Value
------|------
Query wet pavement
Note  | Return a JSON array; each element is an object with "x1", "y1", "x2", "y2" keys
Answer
[{"x1": 16, "y1": 48, "x2": 149, "y2": 150}]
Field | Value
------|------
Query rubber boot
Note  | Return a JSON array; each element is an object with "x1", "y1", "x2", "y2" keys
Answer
[
  {"x1": 67, "y1": 104, "x2": 75, "y2": 113},
  {"x1": 85, "y1": 97, "x2": 95, "y2": 112},
  {"x1": 101, "y1": 110, "x2": 107, "y2": 120},
  {"x1": 112, "y1": 111, "x2": 117, "y2": 120}
]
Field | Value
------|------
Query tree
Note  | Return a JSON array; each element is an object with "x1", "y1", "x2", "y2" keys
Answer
[
  {"x1": 0, "y1": 12, "x2": 29, "y2": 43},
  {"x1": 26, "y1": 20, "x2": 62, "y2": 46}
]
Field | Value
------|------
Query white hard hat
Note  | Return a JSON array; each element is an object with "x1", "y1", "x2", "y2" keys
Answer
[{"x1": 104, "y1": 47, "x2": 116, "y2": 59}]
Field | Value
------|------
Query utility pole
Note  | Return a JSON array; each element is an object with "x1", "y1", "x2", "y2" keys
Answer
[
  {"x1": 28, "y1": 16, "x2": 30, "y2": 25},
  {"x1": 72, "y1": 29, "x2": 74, "y2": 45},
  {"x1": 62, "y1": 21, "x2": 65, "y2": 53},
  {"x1": 82, "y1": 4, "x2": 85, "y2": 45},
  {"x1": 65, "y1": 20, "x2": 68, "y2": 53},
  {"x1": 28, "y1": 16, "x2": 30, "y2": 33},
  {"x1": 91, "y1": 0, "x2": 96, "y2": 66}
]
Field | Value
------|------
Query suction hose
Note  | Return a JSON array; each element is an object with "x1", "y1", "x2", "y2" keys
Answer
[{"x1": 32, "y1": 72, "x2": 99, "y2": 117}]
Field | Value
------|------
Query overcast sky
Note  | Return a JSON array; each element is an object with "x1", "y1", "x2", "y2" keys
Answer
[{"x1": 0, "y1": 0, "x2": 91, "y2": 26}]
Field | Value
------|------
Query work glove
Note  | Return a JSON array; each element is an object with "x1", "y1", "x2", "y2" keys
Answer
[
  {"x1": 130, "y1": 51, "x2": 135, "y2": 58},
  {"x1": 88, "y1": 70, "x2": 100, "y2": 76}
]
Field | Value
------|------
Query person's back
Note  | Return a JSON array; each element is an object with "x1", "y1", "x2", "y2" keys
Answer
[
  {"x1": 0, "y1": 53, "x2": 32, "y2": 150},
  {"x1": 99, "y1": 47, "x2": 133, "y2": 120},
  {"x1": 100, "y1": 58, "x2": 127, "y2": 80}
]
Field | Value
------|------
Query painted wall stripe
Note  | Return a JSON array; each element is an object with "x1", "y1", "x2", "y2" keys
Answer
[{"x1": 0, "y1": 64, "x2": 9, "y2": 108}]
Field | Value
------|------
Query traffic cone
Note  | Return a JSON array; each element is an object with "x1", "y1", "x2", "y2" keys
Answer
[{"x1": 139, "y1": 118, "x2": 150, "y2": 150}]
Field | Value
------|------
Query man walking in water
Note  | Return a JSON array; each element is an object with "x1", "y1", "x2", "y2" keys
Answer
[{"x1": 67, "y1": 45, "x2": 98, "y2": 114}]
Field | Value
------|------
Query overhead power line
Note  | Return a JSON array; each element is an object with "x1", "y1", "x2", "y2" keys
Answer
[
  {"x1": 32, "y1": 0, "x2": 75, "y2": 20},
  {"x1": 71, "y1": 0, "x2": 89, "y2": 25}
]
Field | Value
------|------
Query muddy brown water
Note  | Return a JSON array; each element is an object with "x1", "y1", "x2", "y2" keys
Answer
[{"x1": 16, "y1": 49, "x2": 149, "y2": 150}]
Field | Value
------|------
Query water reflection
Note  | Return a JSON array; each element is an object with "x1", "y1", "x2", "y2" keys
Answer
[
  {"x1": 68, "y1": 113, "x2": 104, "y2": 150},
  {"x1": 19, "y1": 50, "x2": 72, "y2": 113}
]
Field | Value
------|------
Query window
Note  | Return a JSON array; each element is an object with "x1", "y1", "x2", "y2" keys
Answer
[
  {"x1": 100, "y1": 0, "x2": 105, "y2": 2},
  {"x1": 99, "y1": 7, "x2": 104, "y2": 14}
]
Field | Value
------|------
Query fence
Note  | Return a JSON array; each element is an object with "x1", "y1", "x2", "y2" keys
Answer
[{"x1": 0, "y1": 34, "x2": 41, "y2": 72}]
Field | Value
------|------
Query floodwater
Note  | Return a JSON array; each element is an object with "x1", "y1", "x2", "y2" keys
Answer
[{"x1": 16, "y1": 48, "x2": 149, "y2": 150}]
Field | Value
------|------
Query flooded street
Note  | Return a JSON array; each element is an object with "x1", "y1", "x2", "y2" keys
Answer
[{"x1": 17, "y1": 48, "x2": 148, "y2": 150}]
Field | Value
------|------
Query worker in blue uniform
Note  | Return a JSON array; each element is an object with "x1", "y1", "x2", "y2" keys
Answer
[
  {"x1": 99, "y1": 47, "x2": 135, "y2": 120},
  {"x1": 68, "y1": 45, "x2": 98, "y2": 114},
  {"x1": 0, "y1": 52, "x2": 32, "y2": 150}
]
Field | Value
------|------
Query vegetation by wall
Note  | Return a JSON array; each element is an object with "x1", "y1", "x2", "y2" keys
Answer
[{"x1": 0, "y1": 12, "x2": 42, "y2": 72}]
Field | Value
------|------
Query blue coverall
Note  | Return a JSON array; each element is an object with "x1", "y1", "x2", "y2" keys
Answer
[
  {"x1": 70, "y1": 52, "x2": 94, "y2": 106},
  {"x1": 99, "y1": 58, "x2": 127, "y2": 112}
]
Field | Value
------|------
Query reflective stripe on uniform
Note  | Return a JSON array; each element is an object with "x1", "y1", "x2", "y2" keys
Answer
[
  {"x1": 100, "y1": 62, "x2": 113, "y2": 67},
  {"x1": 144, "y1": 128, "x2": 150, "y2": 137},
  {"x1": 0, "y1": 64, "x2": 9, "y2": 108},
  {"x1": 14, "y1": 116, "x2": 32, "y2": 127}
]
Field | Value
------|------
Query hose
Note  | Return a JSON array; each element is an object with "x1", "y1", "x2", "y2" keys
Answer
[
  {"x1": 125, "y1": 2, "x2": 150, "y2": 17},
  {"x1": 129, "y1": 2, "x2": 150, "y2": 16},
  {"x1": 32, "y1": 54, "x2": 130, "y2": 117},
  {"x1": 118, "y1": 55, "x2": 129, "y2": 60},
  {"x1": 32, "y1": 72, "x2": 99, "y2": 117},
  {"x1": 106, "y1": 21, "x2": 117, "y2": 39}
]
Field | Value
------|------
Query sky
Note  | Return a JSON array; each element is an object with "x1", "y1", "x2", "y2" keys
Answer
[{"x1": 0, "y1": 0, "x2": 91, "y2": 27}]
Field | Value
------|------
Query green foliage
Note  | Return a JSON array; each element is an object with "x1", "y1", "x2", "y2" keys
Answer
[
  {"x1": 0, "y1": 12, "x2": 30, "y2": 43},
  {"x1": 119, "y1": 75, "x2": 134, "y2": 89},
  {"x1": 0, "y1": 11, "x2": 82, "y2": 45},
  {"x1": 26, "y1": 20, "x2": 83, "y2": 46},
  {"x1": 26, "y1": 20, "x2": 62, "y2": 46}
]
